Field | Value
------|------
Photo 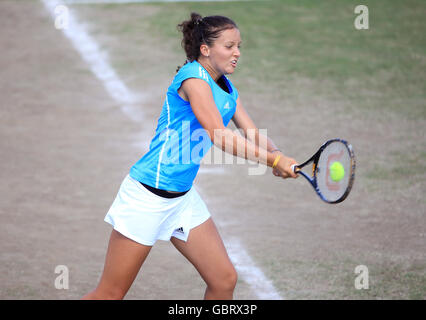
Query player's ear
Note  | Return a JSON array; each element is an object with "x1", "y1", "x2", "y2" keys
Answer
[{"x1": 200, "y1": 44, "x2": 210, "y2": 57}]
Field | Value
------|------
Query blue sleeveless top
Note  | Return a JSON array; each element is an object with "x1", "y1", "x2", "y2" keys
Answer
[{"x1": 129, "y1": 61, "x2": 239, "y2": 192}]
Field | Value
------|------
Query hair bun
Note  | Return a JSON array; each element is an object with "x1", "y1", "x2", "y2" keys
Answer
[{"x1": 191, "y1": 12, "x2": 203, "y2": 26}]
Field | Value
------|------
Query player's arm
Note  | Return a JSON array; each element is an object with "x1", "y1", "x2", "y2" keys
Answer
[
  {"x1": 231, "y1": 97, "x2": 296, "y2": 177},
  {"x1": 181, "y1": 78, "x2": 296, "y2": 177},
  {"x1": 232, "y1": 97, "x2": 281, "y2": 153}
]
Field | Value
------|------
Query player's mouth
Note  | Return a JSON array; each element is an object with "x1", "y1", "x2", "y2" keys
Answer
[{"x1": 230, "y1": 59, "x2": 238, "y2": 68}]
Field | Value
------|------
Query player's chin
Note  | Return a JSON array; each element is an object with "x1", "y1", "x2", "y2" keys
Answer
[{"x1": 225, "y1": 65, "x2": 237, "y2": 74}]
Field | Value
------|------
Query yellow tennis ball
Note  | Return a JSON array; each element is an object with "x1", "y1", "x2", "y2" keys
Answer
[{"x1": 330, "y1": 161, "x2": 345, "y2": 182}]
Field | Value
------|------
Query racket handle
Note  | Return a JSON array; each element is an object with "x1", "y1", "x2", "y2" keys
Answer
[{"x1": 291, "y1": 164, "x2": 300, "y2": 173}]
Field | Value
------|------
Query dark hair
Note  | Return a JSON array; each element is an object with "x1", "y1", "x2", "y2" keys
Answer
[{"x1": 176, "y1": 12, "x2": 238, "y2": 72}]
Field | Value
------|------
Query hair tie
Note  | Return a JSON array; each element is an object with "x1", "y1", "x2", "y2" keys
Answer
[{"x1": 194, "y1": 17, "x2": 203, "y2": 26}]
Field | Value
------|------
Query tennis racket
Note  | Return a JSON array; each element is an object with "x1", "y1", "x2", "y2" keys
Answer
[{"x1": 291, "y1": 139, "x2": 356, "y2": 204}]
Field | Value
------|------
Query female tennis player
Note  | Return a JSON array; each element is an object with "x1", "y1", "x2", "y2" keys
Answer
[{"x1": 83, "y1": 12, "x2": 297, "y2": 300}]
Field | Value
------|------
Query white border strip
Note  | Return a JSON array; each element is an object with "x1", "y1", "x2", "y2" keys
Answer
[
  {"x1": 42, "y1": 0, "x2": 144, "y2": 122},
  {"x1": 225, "y1": 237, "x2": 283, "y2": 300}
]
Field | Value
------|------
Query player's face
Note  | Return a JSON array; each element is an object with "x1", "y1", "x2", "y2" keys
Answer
[{"x1": 208, "y1": 28, "x2": 241, "y2": 75}]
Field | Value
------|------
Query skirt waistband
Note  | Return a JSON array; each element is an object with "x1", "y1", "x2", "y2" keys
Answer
[{"x1": 139, "y1": 182, "x2": 190, "y2": 199}]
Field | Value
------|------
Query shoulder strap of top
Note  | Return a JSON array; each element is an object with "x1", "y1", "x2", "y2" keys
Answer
[{"x1": 172, "y1": 61, "x2": 211, "y2": 89}]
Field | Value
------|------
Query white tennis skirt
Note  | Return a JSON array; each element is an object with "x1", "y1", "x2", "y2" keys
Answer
[{"x1": 104, "y1": 174, "x2": 211, "y2": 246}]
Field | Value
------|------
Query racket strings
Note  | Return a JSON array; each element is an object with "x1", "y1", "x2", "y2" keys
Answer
[{"x1": 316, "y1": 141, "x2": 354, "y2": 202}]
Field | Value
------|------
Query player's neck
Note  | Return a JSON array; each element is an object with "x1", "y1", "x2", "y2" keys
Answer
[{"x1": 197, "y1": 58, "x2": 222, "y2": 82}]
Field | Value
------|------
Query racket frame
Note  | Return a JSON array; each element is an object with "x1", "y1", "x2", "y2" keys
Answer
[{"x1": 293, "y1": 139, "x2": 356, "y2": 204}]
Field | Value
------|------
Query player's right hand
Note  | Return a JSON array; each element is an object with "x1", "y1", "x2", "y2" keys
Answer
[{"x1": 274, "y1": 155, "x2": 298, "y2": 179}]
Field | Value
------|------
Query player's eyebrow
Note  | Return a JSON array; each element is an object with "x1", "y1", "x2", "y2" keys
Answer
[{"x1": 225, "y1": 40, "x2": 242, "y2": 45}]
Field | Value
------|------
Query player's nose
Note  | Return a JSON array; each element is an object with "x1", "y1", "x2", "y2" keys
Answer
[{"x1": 234, "y1": 47, "x2": 240, "y2": 58}]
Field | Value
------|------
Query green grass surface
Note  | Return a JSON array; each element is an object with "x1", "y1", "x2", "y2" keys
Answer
[
  {"x1": 266, "y1": 256, "x2": 426, "y2": 299},
  {"x1": 91, "y1": 0, "x2": 426, "y2": 118},
  {"x1": 134, "y1": 0, "x2": 426, "y2": 118}
]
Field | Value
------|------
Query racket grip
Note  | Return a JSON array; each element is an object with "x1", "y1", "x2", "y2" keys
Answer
[{"x1": 291, "y1": 164, "x2": 300, "y2": 173}]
